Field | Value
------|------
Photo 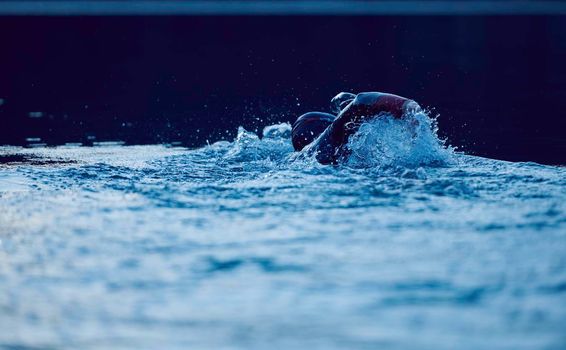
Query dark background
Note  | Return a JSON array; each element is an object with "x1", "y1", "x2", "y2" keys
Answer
[{"x1": 1, "y1": 15, "x2": 565, "y2": 164}]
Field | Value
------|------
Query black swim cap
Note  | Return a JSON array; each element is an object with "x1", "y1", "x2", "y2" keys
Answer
[{"x1": 292, "y1": 112, "x2": 335, "y2": 151}]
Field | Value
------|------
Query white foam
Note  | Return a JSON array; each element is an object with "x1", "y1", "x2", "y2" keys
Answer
[{"x1": 344, "y1": 111, "x2": 454, "y2": 168}]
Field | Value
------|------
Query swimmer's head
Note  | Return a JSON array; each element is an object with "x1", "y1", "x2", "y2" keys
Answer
[
  {"x1": 292, "y1": 112, "x2": 335, "y2": 151},
  {"x1": 331, "y1": 92, "x2": 356, "y2": 113}
]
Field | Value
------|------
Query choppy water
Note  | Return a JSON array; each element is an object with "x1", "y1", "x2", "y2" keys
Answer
[{"x1": 0, "y1": 113, "x2": 565, "y2": 349}]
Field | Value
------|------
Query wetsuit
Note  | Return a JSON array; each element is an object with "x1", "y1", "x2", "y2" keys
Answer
[{"x1": 292, "y1": 92, "x2": 419, "y2": 164}]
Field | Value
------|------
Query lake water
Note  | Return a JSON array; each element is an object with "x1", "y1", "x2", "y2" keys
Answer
[{"x1": 0, "y1": 113, "x2": 565, "y2": 349}]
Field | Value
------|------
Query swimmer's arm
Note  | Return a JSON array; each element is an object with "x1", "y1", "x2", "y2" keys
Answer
[
  {"x1": 342, "y1": 92, "x2": 416, "y2": 118},
  {"x1": 313, "y1": 92, "x2": 420, "y2": 164},
  {"x1": 309, "y1": 98, "x2": 370, "y2": 164},
  {"x1": 327, "y1": 92, "x2": 388, "y2": 141},
  {"x1": 311, "y1": 92, "x2": 388, "y2": 164}
]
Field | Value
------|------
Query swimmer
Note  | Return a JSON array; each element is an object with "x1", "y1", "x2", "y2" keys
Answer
[{"x1": 292, "y1": 91, "x2": 421, "y2": 164}]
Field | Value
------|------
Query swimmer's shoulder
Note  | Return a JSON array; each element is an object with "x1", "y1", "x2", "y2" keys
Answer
[{"x1": 351, "y1": 92, "x2": 383, "y2": 106}]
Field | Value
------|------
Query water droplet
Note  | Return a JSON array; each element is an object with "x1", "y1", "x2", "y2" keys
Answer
[{"x1": 28, "y1": 111, "x2": 43, "y2": 118}]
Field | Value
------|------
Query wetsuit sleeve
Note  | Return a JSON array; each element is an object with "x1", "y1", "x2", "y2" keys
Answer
[{"x1": 311, "y1": 92, "x2": 419, "y2": 164}]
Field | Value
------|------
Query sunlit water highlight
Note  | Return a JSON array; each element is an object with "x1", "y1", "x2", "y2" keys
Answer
[{"x1": 0, "y1": 113, "x2": 565, "y2": 349}]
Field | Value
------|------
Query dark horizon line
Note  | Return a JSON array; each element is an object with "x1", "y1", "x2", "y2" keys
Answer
[{"x1": 1, "y1": 1, "x2": 566, "y2": 16}]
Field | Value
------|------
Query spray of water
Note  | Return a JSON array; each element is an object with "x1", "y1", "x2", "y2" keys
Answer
[
  {"x1": 217, "y1": 109, "x2": 453, "y2": 170},
  {"x1": 343, "y1": 110, "x2": 454, "y2": 168}
]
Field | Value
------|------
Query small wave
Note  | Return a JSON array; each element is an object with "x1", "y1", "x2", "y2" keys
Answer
[{"x1": 222, "y1": 125, "x2": 294, "y2": 163}]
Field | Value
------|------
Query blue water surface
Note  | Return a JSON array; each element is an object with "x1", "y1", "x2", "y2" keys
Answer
[{"x1": 0, "y1": 113, "x2": 565, "y2": 349}]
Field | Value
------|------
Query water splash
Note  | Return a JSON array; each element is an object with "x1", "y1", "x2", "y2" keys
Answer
[
  {"x1": 344, "y1": 111, "x2": 454, "y2": 169},
  {"x1": 222, "y1": 125, "x2": 293, "y2": 163},
  {"x1": 219, "y1": 110, "x2": 454, "y2": 170}
]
